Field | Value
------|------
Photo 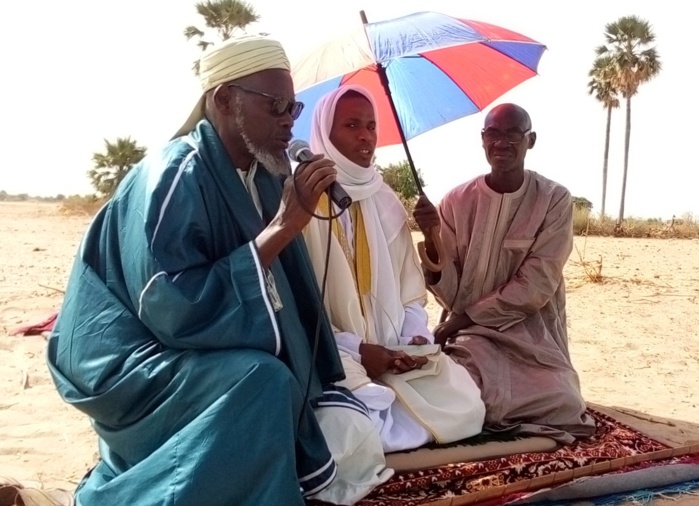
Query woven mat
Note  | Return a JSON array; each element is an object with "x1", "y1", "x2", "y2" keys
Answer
[{"x1": 310, "y1": 408, "x2": 698, "y2": 506}]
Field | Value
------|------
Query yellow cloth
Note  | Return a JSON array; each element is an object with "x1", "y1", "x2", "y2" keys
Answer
[
  {"x1": 317, "y1": 195, "x2": 356, "y2": 295},
  {"x1": 173, "y1": 35, "x2": 291, "y2": 139},
  {"x1": 317, "y1": 196, "x2": 372, "y2": 318},
  {"x1": 351, "y1": 204, "x2": 371, "y2": 297}
]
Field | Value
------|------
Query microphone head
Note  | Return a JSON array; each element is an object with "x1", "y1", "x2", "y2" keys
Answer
[{"x1": 288, "y1": 139, "x2": 310, "y2": 163}]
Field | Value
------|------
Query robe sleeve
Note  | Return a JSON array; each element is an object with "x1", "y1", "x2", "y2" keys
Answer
[
  {"x1": 466, "y1": 190, "x2": 573, "y2": 330},
  {"x1": 399, "y1": 302, "x2": 434, "y2": 345},
  {"x1": 334, "y1": 331, "x2": 363, "y2": 362},
  {"x1": 130, "y1": 167, "x2": 282, "y2": 353}
]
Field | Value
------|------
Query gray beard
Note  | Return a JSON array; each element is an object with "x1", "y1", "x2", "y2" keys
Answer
[{"x1": 235, "y1": 98, "x2": 291, "y2": 176}]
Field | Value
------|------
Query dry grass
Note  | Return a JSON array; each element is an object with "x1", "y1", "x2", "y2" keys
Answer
[
  {"x1": 59, "y1": 195, "x2": 106, "y2": 217},
  {"x1": 573, "y1": 208, "x2": 699, "y2": 239},
  {"x1": 570, "y1": 229, "x2": 604, "y2": 283},
  {"x1": 573, "y1": 246, "x2": 604, "y2": 283},
  {"x1": 406, "y1": 202, "x2": 699, "y2": 239},
  {"x1": 569, "y1": 209, "x2": 698, "y2": 286}
]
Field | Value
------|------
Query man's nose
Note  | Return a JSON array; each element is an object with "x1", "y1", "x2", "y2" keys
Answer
[
  {"x1": 279, "y1": 112, "x2": 293, "y2": 128},
  {"x1": 492, "y1": 135, "x2": 510, "y2": 147}
]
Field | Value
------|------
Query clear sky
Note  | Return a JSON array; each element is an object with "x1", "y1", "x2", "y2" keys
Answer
[{"x1": 1, "y1": 0, "x2": 695, "y2": 219}]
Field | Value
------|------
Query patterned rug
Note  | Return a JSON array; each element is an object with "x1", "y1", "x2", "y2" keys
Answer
[
  {"x1": 385, "y1": 434, "x2": 559, "y2": 472},
  {"x1": 309, "y1": 408, "x2": 684, "y2": 506}
]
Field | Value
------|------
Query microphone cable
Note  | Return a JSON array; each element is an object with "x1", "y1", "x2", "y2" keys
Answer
[{"x1": 291, "y1": 164, "x2": 348, "y2": 435}]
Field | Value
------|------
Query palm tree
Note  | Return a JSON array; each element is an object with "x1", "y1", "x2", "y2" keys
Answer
[
  {"x1": 587, "y1": 55, "x2": 620, "y2": 219},
  {"x1": 89, "y1": 137, "x2": 147, "y2": 197},
  {"x1": 596, "y1": 16, "x2": 661, "y2": 227},
  {"x1": 184, "y1": 0, "x2": 260, "y2": 75}
]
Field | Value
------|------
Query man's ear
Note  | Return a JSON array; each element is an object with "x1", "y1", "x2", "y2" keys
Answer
[
  {"x1": 212, "y1": 84, "x2": 234, "y2": 114},
  {"x1": 528, "y1": 131, "x2": 537, "y2": 149}
]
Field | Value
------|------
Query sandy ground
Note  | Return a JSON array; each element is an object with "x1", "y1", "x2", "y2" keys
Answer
[{"x1": 1, "y1": 201, "x2": 698, "y2": 503}]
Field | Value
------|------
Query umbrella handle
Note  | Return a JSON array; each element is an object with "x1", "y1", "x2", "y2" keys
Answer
[{"x1": 417, "y1": 227, "x2": 447, "y2": 272}]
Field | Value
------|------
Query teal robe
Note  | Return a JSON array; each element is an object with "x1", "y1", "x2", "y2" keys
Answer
[{"x1": 47, "y1": 120, "x2": 345, "y2": 505}]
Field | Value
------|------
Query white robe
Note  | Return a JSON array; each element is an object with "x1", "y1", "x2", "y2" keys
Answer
[{"x1": 304, "y1": 192, "x2": 485, "y2": 452}]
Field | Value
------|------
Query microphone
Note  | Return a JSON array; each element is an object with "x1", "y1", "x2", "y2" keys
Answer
[{"x1": 288, "y1": 139, "x2": 352, "y2": 211}]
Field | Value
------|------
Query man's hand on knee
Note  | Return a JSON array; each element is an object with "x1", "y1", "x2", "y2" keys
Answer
[{"x1": 433, "y1": 313, "x2": 474, "y2": 346}]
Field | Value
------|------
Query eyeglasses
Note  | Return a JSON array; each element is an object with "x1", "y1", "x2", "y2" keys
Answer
[
  {"x1": 481, "y1": 128, "x2": 531, "y2": 144},
  {"x1": 227, "y1": 83, "x2": 304, "y2": 120}
]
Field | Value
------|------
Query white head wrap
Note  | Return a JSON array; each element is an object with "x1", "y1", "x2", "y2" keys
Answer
[
  {"x1": 309, "y1": 85, "x2": 384, "y2": 201},
  {"x1": 172, "y1": 35, "x2": 290, "y2": 139}
]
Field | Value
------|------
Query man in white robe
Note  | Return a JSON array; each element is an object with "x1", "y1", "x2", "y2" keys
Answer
[
  {"x1": 413, "y1": 103, "x2": 596, "y2": 444},
  {"x1": 303, "y1": 86, "x2": 485, "y2": 459}
]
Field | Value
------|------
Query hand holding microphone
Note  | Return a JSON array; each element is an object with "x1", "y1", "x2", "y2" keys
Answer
[{"x1": 288, "y1": 140, "x2": 352, "y2": 211}]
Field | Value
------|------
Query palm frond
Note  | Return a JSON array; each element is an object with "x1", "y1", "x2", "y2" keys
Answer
[
  {"x1": 597, "y1": 15, "x2": 661, "y2": 98},
  {"x1": 184, "y1": 25, "x2": 205, "y2": 40},
  {"x1": 90, "y1": 137, "x2": 147, "y2": 196},
  {"x1": 587, "y1": 55, "x2": 621, "y2": 108},
  {"x1": 595, "y1": 44, "x2": 611, "y2": 57},
  {"x1": 193, "y1": 0, "x2": 259, "y2": 38}
]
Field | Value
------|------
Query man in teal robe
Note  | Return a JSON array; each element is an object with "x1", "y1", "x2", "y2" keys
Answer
[{"x1": 46, "y1": 35, "x2": 370, "y2": 505}]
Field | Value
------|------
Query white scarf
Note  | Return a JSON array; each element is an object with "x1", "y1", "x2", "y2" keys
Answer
[{"x1": 305, "y1": 85, "x2": 410, "y2": 344}]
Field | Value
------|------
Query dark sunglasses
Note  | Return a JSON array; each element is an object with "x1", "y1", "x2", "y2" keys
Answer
[{"x1": 228, "y1": 83, "x2": 304, "y2": 120}]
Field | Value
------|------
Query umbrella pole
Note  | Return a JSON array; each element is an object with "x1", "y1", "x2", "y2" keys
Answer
[
  {"x1": 360, "y1": 11, "x2": 423, "y2": 195},
  {"x1": 376, "y1": 66, "x2": 424, "y2": 195},
  {"x1": 360, "y1": 10, "x2": 446, "y2": 272}
]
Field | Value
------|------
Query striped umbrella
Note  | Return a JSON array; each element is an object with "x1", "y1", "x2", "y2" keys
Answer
[{"x1": 292, "y1": 10, "x2": 546, "y2": 269}]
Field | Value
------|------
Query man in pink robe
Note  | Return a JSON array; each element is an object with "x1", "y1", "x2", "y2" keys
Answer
[{"x1": 413, "y1": 103, "x2": 595, "y2": 444}]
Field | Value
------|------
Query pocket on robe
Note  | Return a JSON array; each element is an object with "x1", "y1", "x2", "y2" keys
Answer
[
  {"x1": 502, "y1": 238, "x2": 535, "y2": 249},
  {"x1": 500, "y1": 238, "x2": 536, "y2": 274}
]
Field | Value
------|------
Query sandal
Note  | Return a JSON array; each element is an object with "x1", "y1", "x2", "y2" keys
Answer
[{"x1": 0, "y1": 478, "x2": 74, "y2": 506}]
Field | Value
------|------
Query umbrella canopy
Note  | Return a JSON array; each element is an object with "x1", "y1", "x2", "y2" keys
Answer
[{"x1": 291, "y1": 11, "x2": 546, "y2": 147}]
